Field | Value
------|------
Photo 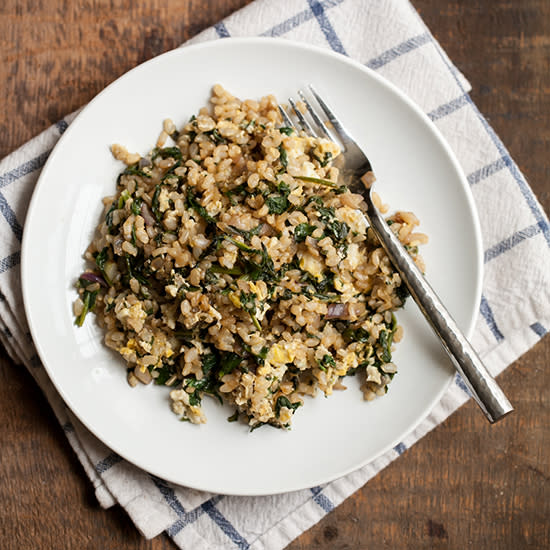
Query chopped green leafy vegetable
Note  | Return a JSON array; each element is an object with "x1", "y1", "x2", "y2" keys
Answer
[
  {"x1": 154, "y1": 363, "x2": 176, "y2": 385},
  {"x1": 395, "y1": 283, "x2": 410, "y2": 303},
  {"x1": 324, "y1": 219, "x2": 350, "y2": 243},
  {"x1": 202, "y1": 353, "x2": 218, "y2": 376},
  {"x1": 94, "y1": 247, "x2": 113, "y2": 286},
  {"x1": 188, "y1": 391, "x2": 201, "y2": 407},
  {"x1": 227, "y1": 224, "x2": 263, "y2": 242},
  {"x1": 205, "y1": 128, "x2": 227, "y2": 145},
  {"x1": 317, "y1": 353, "x2": 336, "y2": 372},
  {"x1": 239, "y1": 291, "x2": 257, "y2": 313},
  {"x1": 223, "y1": 183, "x2": 248, "y2": 205},
  {"x1": 294, "y1": 175, "x2": 337, "y2": 188},
  {"x1": 131, "y1": 197, "x2": 142, "y2": 216},
  {"x1": 217, "y1": 352, "x2": 243, "y2": 379},
  {"x1": 223, "y1": 235, "x2": 256, "y2": 254},
  {"x1": 152, "y1": 146, "x2": 183, "y2": 162},
  {"x1": 118, "y1": 189, "x2": 131, "y2": 209},
  {"x1": 257, "y1": 346, "x2": 269, "y2": 363},
  {"x1": 278, "y1": 144, "x2": 288, "y2": 169},
  {"x1": 343, "y1": 326, "x2": 370, "y2": 343},
  {"x1": 119, "y1": 165, "x2": 151, "y2": 181},
  {"x1": 239, "y1": 291, "x2": 261, "y2": 331},
  {"x1": 123, "y1": 251, "x2": 151, "y2": 287},
  {"x1": 378, "y1": 330, "x2": 393, "y2": 363},
  {"x1": 320, "y1": 151, "x2": 333, "y2": 167},
  {"x1": 315, "y1": 202, "x2": 335, "y2": 222},
  {"x1": 227, "y1": 410, "x2": 239, "y2": 422},
  {"x1": 187, "y1": 188, "x2": 217, "y2": 224},
  {"x1": 274, "y1": 396, "x2": 301, "y2": 417},
  {"x1": 294, "y1": 223, "x2": 317, "y2": 243},
  {"x1": 265, "y1": 194, "x2": 289, "y2": 214},
  {"x1": 265, "y1": 182, "x2": 291, "y2": 215},
  {"x1": 75, "y1": 289, "x2": 98, "y2": 327}
]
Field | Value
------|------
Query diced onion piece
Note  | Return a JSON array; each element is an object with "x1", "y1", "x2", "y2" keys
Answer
[
  {"x1": 140, "y1": 202, "x2": 156, "y2": 226},
  {"x1": 326, "y1": 303, "x2": 349, "y2": 320},
  {"x1": 79, "y1": 271, "x2": 107, "y2": 287}
]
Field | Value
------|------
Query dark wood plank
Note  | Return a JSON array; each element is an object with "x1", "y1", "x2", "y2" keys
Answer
[
  {"x1": 1, "y1": 1, "x2": 548, "y2": 549},
  {"x1": 0, "y1": 0, "x2": 254, "y2": 159}
]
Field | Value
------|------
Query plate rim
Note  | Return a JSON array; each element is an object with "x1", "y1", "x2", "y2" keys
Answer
[{"x1": 21, "y1": 36, "x2": 483, "y2": 495}]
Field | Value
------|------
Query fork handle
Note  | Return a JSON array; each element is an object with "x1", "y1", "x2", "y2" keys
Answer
[{"x1": 362, "y1": 186, "x2": 513, "y2": 423}]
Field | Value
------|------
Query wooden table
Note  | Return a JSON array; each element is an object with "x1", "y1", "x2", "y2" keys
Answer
[{"x1": 1, "y1": 1, "x2": 548, "y2": 548}]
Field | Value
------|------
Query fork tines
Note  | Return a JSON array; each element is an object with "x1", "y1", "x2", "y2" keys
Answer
[
  {"x1": 281, "y1": 85, "x2": 350, "y2": 151},
  {"x1": 297, "y1": 88, "x2": 332, "y2": 140}
]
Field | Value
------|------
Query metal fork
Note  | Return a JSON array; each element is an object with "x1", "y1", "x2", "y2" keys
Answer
[{"x1": 280, "y1": 85, "x2": 513, "y2": 423}]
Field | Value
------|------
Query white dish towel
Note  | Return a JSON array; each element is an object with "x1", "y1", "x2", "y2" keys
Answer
[{"x1": 1, "y1": 0, "x2": 549, "y2": 548}]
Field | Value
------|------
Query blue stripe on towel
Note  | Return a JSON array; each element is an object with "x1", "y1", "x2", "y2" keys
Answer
[
  {"x1": 202, "y1": 498, "x2": 251, "y2": 549},
  {"x1": 467, "y1": 157, "x2": 508, "y2": 186},
  {"x1": 214, "y1": 21, "x2": 230, "y2": 38},
  {"x1": 0, "y1": 251, "x2": 20, "y2": 274},
  {"x1": 153, "y1": 481, "x2": 228, "y2": 540},
  {"x1": 307, "y1": 0, "x2": 347, "y2": 56},
  {"x1": 95, "y1": 452, "x2": 123, "y2": 474},
  {"x1": 0, "y1": 118, "x2": 65, "y2": 189},
  {"x1": 480, "y1": 295, "x2": 504, "y2": 342},
  {"x1": 159, "y1": 493, "x2": 251, "y2": 548},
  {"x1": 166, "y1": 504, "x2": 207, "y2": 537},
  {"x1": 62, "y1": 421, "x2": 75, "y2": 434},
  {"x1": 484, "y1": 221, "x2": 548, "y2": 263},
  {"x1": 0, "y1": 192, "x2": 23, "y2": 241},
  {"x1": 164, "y1": 494, "x2": 227, "y2": 538},
  {"x1": 427, "y1": 93, "x2": 470, "y2": 121},
  {"x1": 0, "y1": 150, "x2": 50, "y2": 190},
  {"x1": 394, "y1": 442, "x2": 407, "y2": 455},
  {"x1": 261, "y1": 0, "x2": 344, "y2": 37},
  {"x1": 454, "y1": 372, "x2": 472, "y2": 396},
  {"x1": 530, "y1": 322, "x2": 547, "y2": 337},
  {"x1": 55, "y1": 119, "x2": 69, "y2": 134},
  {"x1": 310, "y1": 486, "x2": 335, "y2": 513},
  {"x1": 366, "y1": 33, "x2": 431, "y2": 70},
  {"x1": 151, "y1": 476, "x2": 187, "y2": 516}
]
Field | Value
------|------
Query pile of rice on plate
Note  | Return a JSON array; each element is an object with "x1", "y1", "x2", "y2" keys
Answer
[{"x1": 73, "y1": 85, "x2": 427, "y2": 430}]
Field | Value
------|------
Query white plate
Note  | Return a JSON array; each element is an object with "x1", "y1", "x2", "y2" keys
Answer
[{"x1": 22, "y1": 38, "x2": 483, "y2": 496}]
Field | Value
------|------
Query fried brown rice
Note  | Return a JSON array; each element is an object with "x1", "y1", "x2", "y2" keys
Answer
[{"x1": 73, "y1": 85, "x2": 427, "y2": 429}]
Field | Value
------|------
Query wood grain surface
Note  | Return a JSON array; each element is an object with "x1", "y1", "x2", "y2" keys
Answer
[{"x1": 1, "y1": 1, "x2": 549, "y2": 549}]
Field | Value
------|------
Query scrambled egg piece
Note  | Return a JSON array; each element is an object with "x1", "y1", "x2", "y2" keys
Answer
[
  {"x1": 118, "y1": 338, "x2": 137, "y2": 357},
  {"x1": 311, "y1": 138, "x2": 341, "y2": 163},
  {"x1": 298, "y1": 251, "x2": 324, "y2": 281},
  {"x1": 258, "y1": 343, "x2": 296, "y2": 376},
  {"x1": 334, "y1": 276, "x2": 357, "y2": 300},
  {"x1": 228, "y1": 292, "x2": 242, "y2": 308},
  {"x1": 336, "y1": 351, "x2": 359, "y2": 376},
  {"x1": 269, "y1": 343, "x2": 295, "y2": 366}
]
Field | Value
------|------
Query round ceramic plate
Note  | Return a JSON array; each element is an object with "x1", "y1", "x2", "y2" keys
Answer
[{"x1": 22, "y1": 38, "x2": 482, "y2": 496}]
